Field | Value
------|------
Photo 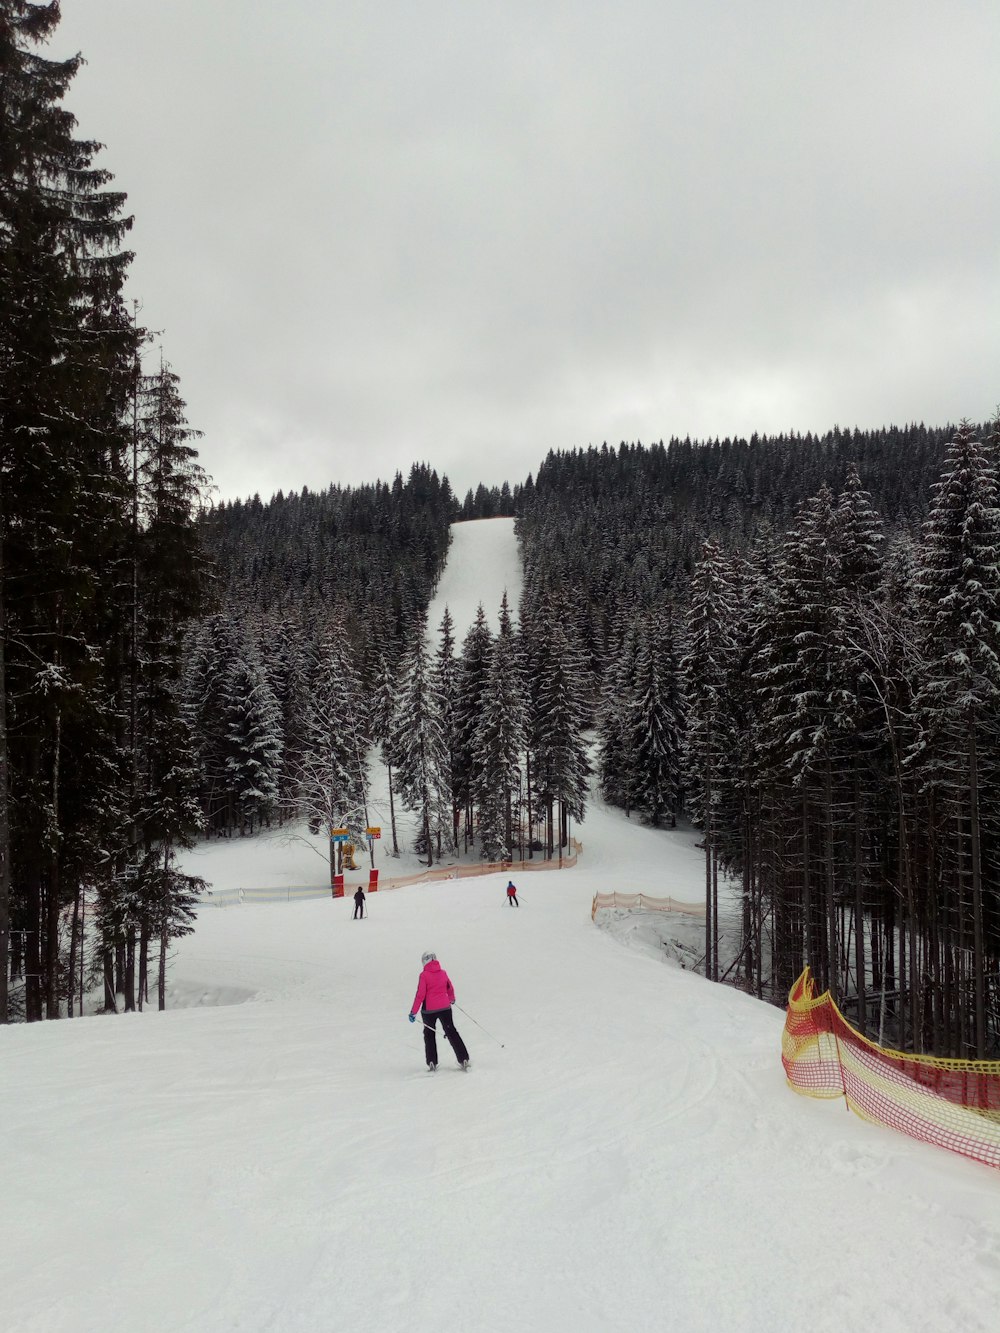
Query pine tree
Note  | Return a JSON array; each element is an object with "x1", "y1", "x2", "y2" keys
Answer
[
  {"x1": 683, "y1": 540, "x2": 738, "y2": 980},
  {"x1": 628, "y1": 610, "x2": 683, "y2": 830},
  {"x1": 391, "y1": 623, "x2": 450, "y2": 865},
  {"x1": 453, "y1": 605, "x2": 493, "y2": 850},
  {"x1": 529, "y1": 598, "x2": 590, "y2": 856},
  {"x1": 909, "y1": 422, "x2": 1000, "y2": 1057},
  {"x1": 295, "y1": 631, "x2": 369, "y2": 861},
  {"x1": 473, "y1": 594, "x2": 526, "y2": 861},
  {"x1": 222, "y1": 649, "x2": 282, "y2": 835},
  {"x1": 373, "y1": 653, "x2": 401, "y2": 855},
  {"x1": 1, "y1": 0, "x2": 137, "y2": 1020},
  {"x1": 596, "y1": 610, "x2": 641, "y2": 815},
  {"x1": 432, "y1": 607, "x2": 460, "y2": 856}
]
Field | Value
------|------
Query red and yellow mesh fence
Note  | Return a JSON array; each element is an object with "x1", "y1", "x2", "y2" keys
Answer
[
  {"x1": 591, "y1": 891, "x2": 704, "y2": 920},
  {"x1": 783, "y1": 967, "x2": 1000, "y2": 1171}
]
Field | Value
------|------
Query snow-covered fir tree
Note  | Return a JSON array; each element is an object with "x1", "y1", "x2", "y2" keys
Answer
[
  {"x1": 432, "y1": 607, "x2": 460, "y2": 856},
  {"x1": 627, "y1": 609, "x2": 683, "y2": 829},
  {"x1": 909, "y1": 421, "x2": 1000, "y2": 1057},
  {"x1": 453, "y1": 605, "x2": 493, "y2": 850},
  {"x1": 473, "y1": 593, "x2": 526, "y2": 861},
  {"x1": 390, "y1": 621, "x2": 451, "y2": 866},
  {"x1": 528, "y1": 597, "x2": 590, "y2": 856},
  {"x1": 294, "y1": 631, "x2": 369, "y2": 849}
]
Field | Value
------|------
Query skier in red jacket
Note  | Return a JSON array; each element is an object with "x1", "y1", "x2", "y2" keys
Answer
[
  {"x1": 506, "y1": 880, "x2": 519, "y2": 907},
  {"x1": 408, "y1": 951, "x2": 471, "y2": 1071}
]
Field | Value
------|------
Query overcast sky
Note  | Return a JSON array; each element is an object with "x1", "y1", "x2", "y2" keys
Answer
[{"x1": 55, "y1": 1, "x2": 1000, "y2": 505}]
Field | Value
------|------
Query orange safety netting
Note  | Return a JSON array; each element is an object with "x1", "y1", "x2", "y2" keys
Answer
[
  {"x1": 591, "y1": 891, "x2": 704, "y2": 920},
  {"x1": 783, "y1": 967, "x2": 1000, "y2": 1171},
  {"x1": 206, "y1": 842, "x2": 583, "y2": 907},
  {"x1": 378, "y1": 839, "x2": 581, "y2": 890}
]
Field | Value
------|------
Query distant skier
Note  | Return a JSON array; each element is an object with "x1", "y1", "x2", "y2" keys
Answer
[
  {"x1": 408, "y1": 951, "x2": 470, "y2": 1071},
  {"x1": 353, "y1": 885, "x2": 366, "y2": 920},
  {"x1": 506, "y1": 880, "x2": 519, "y2": 907}
]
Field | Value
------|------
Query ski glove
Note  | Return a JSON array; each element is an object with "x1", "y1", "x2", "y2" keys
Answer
[{"x1": 408, "y1": 1013, "x2": 416, "y2": 1023}]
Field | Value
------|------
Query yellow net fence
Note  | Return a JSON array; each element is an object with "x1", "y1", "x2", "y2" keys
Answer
[
  {"x1": 591, "y1": 891, "x2": 705, "y2": 920},
  {"x1": 783, "y1": 967, "x2": 1000, "y2": 1171}
]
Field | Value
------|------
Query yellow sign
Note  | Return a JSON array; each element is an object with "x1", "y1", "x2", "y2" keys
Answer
[
  {"x1": 330, "y1": 827, "x2": 349, "y2": 841},
  {"x1": 366, "y1": 827, "x2": 381, "y2": 838}
]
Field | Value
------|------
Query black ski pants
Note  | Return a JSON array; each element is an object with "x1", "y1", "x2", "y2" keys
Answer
[
  {"x1": 353, "y1": 903, "x2": 364, "y2": 919},
  {"x1": 507, "y1": 893, "x2": 518, "y2": 906},
  {"x1": 422, "y1": 1007, "x2": 469, "y2": 1065}
]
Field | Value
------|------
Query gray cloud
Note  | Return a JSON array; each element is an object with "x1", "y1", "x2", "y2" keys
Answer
[{"x1": 57, "y1": 1, "x2": 1000, "y2": 502}]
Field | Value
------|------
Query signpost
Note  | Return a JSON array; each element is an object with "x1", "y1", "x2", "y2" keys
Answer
[
  {"x1": 365, "y1": 826, "x2": 381, "y2": 875},
  {"x1": 330, "y1": 827, "x2": 349, "y2": 891}
]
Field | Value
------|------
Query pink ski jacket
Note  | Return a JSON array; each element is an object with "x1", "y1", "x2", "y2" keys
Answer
[{"x1": 410, "y1": 960, "x2": 456, "y2": 1015}]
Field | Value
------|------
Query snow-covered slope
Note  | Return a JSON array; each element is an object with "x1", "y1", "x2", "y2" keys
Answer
[
  {"x1": 427, "y1": 515, "x2": 521, "y2": 639},
  {"x1": 3, "y1": 520, "x2": 1000, "y2": 1333}
]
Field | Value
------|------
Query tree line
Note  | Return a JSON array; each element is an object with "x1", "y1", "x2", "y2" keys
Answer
[
  {"x1": 520, "y1": 422, "x2": 1000, "y2": 1058},
  {"x1": 1, "y1": 3, "x2": 211, "y2": 1021}
]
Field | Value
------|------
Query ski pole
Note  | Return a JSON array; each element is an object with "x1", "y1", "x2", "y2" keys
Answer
[{"x1": 454, "y1": 1005, "x2": 505, "y2": 1048}]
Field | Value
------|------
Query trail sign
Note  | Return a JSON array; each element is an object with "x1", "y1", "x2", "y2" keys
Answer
[
  {"x1": 366, "y1": 827, "x2": 381, "y2": 839},
  {"x1": 330, "y1": 828, "x2": 349, "y2": 842}
]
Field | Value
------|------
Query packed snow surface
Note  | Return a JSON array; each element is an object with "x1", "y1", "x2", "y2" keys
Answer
[
  {"x1": 3, "y1": 519, "x2": 1000, "y2": 1332},
  {"x1": 427, "y1": 514, "x2": 520, "y2": 637}
]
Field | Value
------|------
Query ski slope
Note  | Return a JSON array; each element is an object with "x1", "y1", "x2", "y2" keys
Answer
[
  {"x1": 427, "y1": 515, "x2": 521, "y2": 638},
  {"x1": 3, "y1": 520, "x2": 1000, "y2": 1333}
]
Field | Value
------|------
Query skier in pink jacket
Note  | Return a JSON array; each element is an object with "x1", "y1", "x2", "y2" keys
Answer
[{"x1": 408, "y1": 951, "x2": 471, "y2": 1071}]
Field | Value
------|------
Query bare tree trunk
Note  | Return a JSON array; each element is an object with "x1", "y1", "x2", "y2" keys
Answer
[
  {"x1": 68, "y1": 888, "x2": 81, "y2": 1018},
  {"x1": 158, "y1": 922, "x2": 167, "y2": 1011},
  {"x1": 79, "y1": 890, "x2": 85, "y2": 1017},
  {"x1": 704, "y1": 768, "x2": 712, "y2": 981},
  {"x1": 969, "y1": 723, "x2": 986, "y2": 1058},
  {"x1": 825, "y1": 762, "x2": 837, "y2": 998},
  {"x1": 138, "y1": 926, "x2": 149, "y2": 1011},
  {"x1": 853, "y1": 783, "x2": 866, "y2": 1034},
  {"x1": 525, "y1": 751, "x2": 533, "y2": 859},
  {"x1": 102, "y1": 947, "x2": 117, "y2": 1013},
  {"x1": 801, "y1": 797, "x2": 811, "y2": 974},
  {"x1": 0, "y1": 520, "x2": 9, "y2": 1024},
  {"x1": 709, "y1": 845, "x2": 718, "y2": 983},
  {"x1": 388, "y1": 762, "x2": 399, "y2": 855}
]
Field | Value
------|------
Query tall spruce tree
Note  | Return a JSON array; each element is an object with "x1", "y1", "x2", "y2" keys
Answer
[
  {"x1": 683, "y1": 540, "x2": 738, "y2": 980},
  {"x1": 1, "y1": 0, "x2": 137, "y2": 1020},
  {"x1": 473, "y1": 593, "x2": 526, "y2": 861},
  {"x1": 391, "y1": 622, "x2": 450, "y2": 866},
  {"x1": 628, "y1": 609, "x2": 683, "y2": 830},
  {"x1": 432, "y1": 607, "x2": 460, "y2": 856},
  {"x1": 909, "y1": 422, "x2": 1000, "y2": 1057},
  {"x1": 295, "y1": 631, "x2": 369, "y2": 858},
  {"x1": 529, "y1": 597, "x2": 590, "y2": 856},
  {"x1": 453, "y1": 605, "x2": 493, "y2": 850}
]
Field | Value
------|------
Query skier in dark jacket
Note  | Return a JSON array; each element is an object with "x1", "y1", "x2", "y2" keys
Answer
[
  {"x1": 353, "y1": 885, "x2": 365, "y2": 919},
  {"x1": 408, "y1": 951, "x2": 470, "y2": 1071}
]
